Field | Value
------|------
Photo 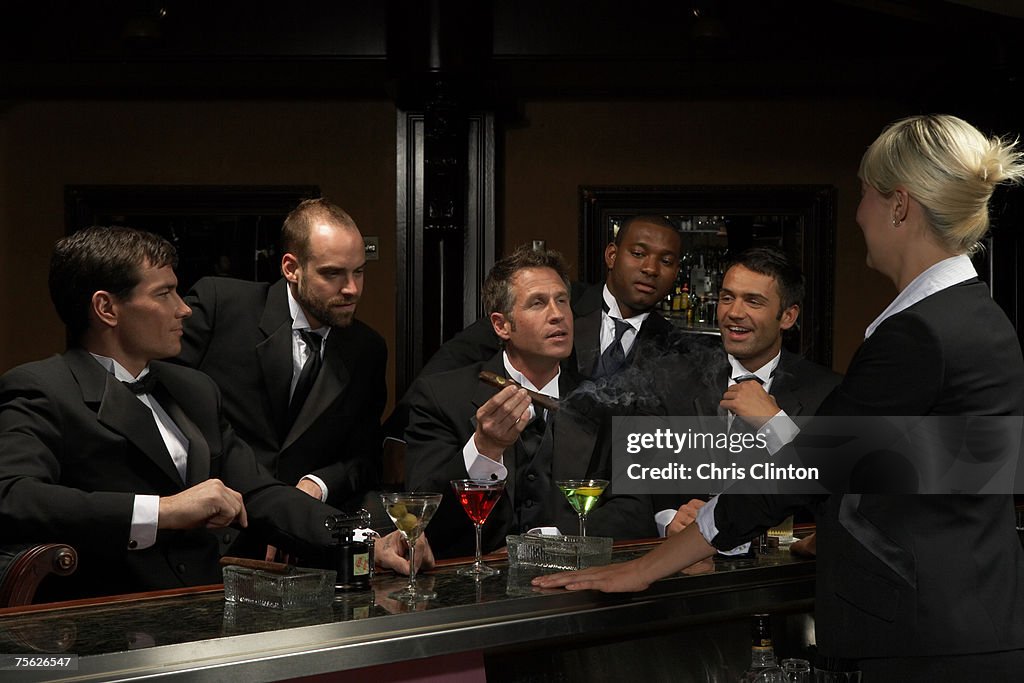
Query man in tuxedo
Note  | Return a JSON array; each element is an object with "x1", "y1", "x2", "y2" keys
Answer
[
  {"x1": 178, "y1": 198, "x2": 386, "y2": 519},
  {"x1": 404, "y1": 246, "x2": 656, "y2": 559},
  {"x1": 657, "y1": 247, "x2": 841, "y2": 535},
  {"x1": 384, "y1": 215, "x2": 682, "y2": 439},
  {"x1": 0, "y1": 227, "x2": 419, "y2": 600}
]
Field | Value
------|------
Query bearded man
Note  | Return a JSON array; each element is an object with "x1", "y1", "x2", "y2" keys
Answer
[{"x1": 179, "y1": 199, "x2": 386, "y2": 520}]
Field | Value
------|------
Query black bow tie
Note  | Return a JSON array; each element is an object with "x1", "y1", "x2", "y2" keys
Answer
[{"x1": 122, "y1": 373, "x2": 158, "y2": 395}]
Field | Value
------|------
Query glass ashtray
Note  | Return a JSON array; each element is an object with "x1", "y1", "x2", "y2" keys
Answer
[
  {"x1": 223, "y1": 565, "x2": 336, "y2": 610},
  {"x1": 506, "y1": 534, "x2": 613, "y2": 570}
]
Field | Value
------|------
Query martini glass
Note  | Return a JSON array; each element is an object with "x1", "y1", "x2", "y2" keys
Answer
[
  {"x1": 450, "y1": 479, "x2": 505, "y2": 576},
  {"x1": 556, "y1": 479, "x2": 609, "y2": 536},
  {"x1": 381, "y1": 492, "x2": 443, "y2": 602}
]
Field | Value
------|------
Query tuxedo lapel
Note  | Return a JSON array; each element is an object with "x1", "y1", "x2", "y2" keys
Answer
[
  {"x1": 693, "y1": 365, "x2": 729, "y2": 419},
  {"x1": 769, "y1": 364, "x2": 805, "y2": 416},
  {"x1": 150, "y1": 368, "x2": 211, "y2": 486},
  {"x1": 283, "y1": 329, "x2": 350, "y2": 450},
  {"x1": 257, "y1": 279, "x2": 295, "y2": 441},
  {"x1": 550, "y1": 409, "x2": 599, "y2": 481},
  {"x1": 629, "y1": 312, "x2": 671, "y2": 364},
  {"x1": 65, "y1": 350, "x2": 183, "y2": 487},
  {"x1": 551, "y1": 372, "x2": 597, "y2": 480}
]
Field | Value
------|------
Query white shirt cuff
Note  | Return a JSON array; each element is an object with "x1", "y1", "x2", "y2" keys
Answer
[
  {"x1": 130, "y1": 494, "x2": 160, "y2": 550},
  {"x1": 462, "y1": 436, "x2": 508, "y2": 480},
  {"x1": 301, "y1": 474, "x2": 329, "y2": 502},
  {"x1": 695, "y1": 495, "x2": 750, "y2": 555},
  {"x1": 759, "y1": 410, "x2": 800, "y2": 455},
  {"x1": 655, "y1": 508, "x2": 676, "y2": 537}
]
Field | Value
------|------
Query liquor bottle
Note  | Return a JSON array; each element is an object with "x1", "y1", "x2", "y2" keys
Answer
[
  {"x1": 741, "y1": 614, "x2": 784, "y2": 682},
  {"x1": 690, "y1": 255, "x2": 706, "y2": 298},
  {"x1": 679, "y1": 282, "x2": 690, "y2": 313},
  {"x1": 672, "y1": 285, "x2": 683, "y2": 314}
]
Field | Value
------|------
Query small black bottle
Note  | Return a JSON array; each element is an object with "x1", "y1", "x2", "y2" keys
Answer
[{"x1": 325, "y1": 511, "x2": 373, "y2": 591}]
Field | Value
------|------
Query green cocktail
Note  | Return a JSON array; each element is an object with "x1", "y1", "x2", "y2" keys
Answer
[{"x1": 556, "y1": 479, "x2": 608, "y2": 536}]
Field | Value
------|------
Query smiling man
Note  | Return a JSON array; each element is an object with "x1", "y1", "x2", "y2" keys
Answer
[
  {"x1": 716, "y1": 247, "x2": 839, "y2": 432},
  {"x1": 405, "y1": 246, "x2": 656, "y2": 559},
  {"x1": 178, "y1": 198, "x2": 386, "y2": 524},
  {"x1": 656, "y1": 247, "x2": 840, "y2": 535}
]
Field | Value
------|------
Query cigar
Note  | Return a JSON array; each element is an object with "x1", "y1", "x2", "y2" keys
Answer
[
  {"x1": 478, "y1": 370, "x2": 560, "y2": 413},
  {"x1": 219, "y1": 556, "x2": 294, "y2": 575}
]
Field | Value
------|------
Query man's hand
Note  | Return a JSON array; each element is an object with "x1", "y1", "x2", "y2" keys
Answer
[
  {"x1": 158, "y1": 478, "x2": 247, "y2": 530},
  {"x1": 720, "y1": 380, "x2": 779, "y2": 430},
  {"x1": 295, "y1": 477, "x2": 323, "y2": 499},
  {"x1": 665, "y1": 498, "x2": 706, "y2": 536},
  {"x1": 473, "y1": 385, "x2": 533, "y2": 460},
  {"x1": 376, "y1": 530, "x2": 435, "y2": 576}
]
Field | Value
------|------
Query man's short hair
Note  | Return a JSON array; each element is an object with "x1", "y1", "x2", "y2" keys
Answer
[
  {"x1": 481, "y1": 245, "x2": 570, "y2": 319},
  {"x1": 614, "y1": 215, "x2": 679, "y2": 246},
  {"x1": 50, "y1": 226, "x2": 178, "y2": 342},
  {"x1": 726, "y1": 246, "x2": 805, "y2": 313},
  {"x1": 280, "y1": 198, "x2": 358, "y2": 263}
]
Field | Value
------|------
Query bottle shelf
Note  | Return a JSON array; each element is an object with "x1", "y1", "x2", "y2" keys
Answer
[{"x1": 665, "y1": 318, "x2": 721, "y2": 336}]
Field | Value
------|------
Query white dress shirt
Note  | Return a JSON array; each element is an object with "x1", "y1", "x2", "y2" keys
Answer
[{"x1": 600, "y1": 285, "x2": 649, "y2": 357}]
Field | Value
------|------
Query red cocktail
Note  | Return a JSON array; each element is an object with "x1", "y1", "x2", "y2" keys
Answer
[{"x1": 450, "y1": 479, "x2": 506, "y2": 576}]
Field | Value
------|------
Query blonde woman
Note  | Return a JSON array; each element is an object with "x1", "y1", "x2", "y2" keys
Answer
[{"x1": 536, "y1": 115, "x2": 1024, "y2": 682}]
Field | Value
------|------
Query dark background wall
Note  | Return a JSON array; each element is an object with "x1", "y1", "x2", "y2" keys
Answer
[{"x1": 2, "y1": 1, "x2": 1022, "y2": 414}]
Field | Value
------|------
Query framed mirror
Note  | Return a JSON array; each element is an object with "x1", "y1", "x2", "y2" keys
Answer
[{"x1": 580, "y1": 185, "x2": 836, "y2": 367}]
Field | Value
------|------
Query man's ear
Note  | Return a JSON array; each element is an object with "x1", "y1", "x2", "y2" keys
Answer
[
  {"x1": 604, "y1": 242, "x2": 618, "y2": 271},
  {"x1": 779, "y1": 304, "x2": 799, "y2": 331},
  {"x1": 281, "y1": 253, "x2": 300, "y2": 284},
  {"x1": 490, "y1": 312, "x2": 512, "y2": 341},
  {"x1": 91, "y1": 291, "x2": 118, "y2": 330}
]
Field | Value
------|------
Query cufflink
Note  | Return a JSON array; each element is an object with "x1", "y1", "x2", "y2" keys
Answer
[{"x1": 128, "y1": 540, "x2": 138, "y2": 549}]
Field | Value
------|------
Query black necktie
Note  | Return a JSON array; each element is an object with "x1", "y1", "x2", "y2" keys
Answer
[
  {"x1": 594, "y1": 317, "x2": 631, "y2": 378},
  {"x1": 122, "y1": 373, "x2": 158, "y2": 395},
  {"x1": 288, "y1": 330, "x2": 323, "y2": 427},
  {"x1": 731, "y1": 374, "x2": 764, "y2": 386}
]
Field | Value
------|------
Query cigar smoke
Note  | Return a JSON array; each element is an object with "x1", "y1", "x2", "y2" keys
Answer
[{"x1": 560, "y1": 329, "x2": 728, "y2": 416}]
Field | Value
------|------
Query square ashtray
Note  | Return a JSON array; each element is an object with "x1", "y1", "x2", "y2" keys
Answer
[
  {"x1": 223, "y1": 565, "x2": 336, "y2": 610},
  {"x1": 506, "y1": 534, "x2": 613, "y2": 571}
]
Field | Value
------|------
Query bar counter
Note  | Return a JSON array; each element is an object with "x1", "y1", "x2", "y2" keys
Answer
[{"x1": 0, "y1": 541, "x2": 815, "y2": 682}]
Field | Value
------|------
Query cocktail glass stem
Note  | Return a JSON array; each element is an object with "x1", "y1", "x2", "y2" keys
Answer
[
  {"x1": 405, "y1": 536, "x2": 418, "y2": 593},
  {"x1": 473, "y1": 522, "x2": 484, "y2": 570},
  {"x1": 578, "y1": 513, "x2": 586, "y2": 537}
]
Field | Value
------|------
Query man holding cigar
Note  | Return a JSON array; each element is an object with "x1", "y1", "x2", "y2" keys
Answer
[
  {"x1": 404, "y1": 246, "x2": 656, "y2": 559},
  {"x1": 384, "y1": 215, "x2": 683, "y2": 440}
]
